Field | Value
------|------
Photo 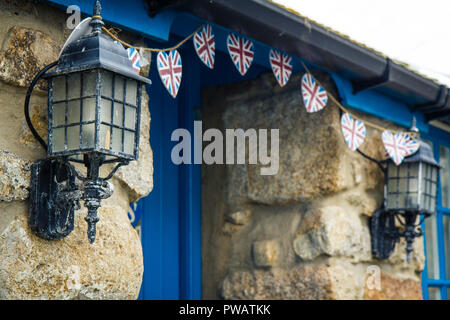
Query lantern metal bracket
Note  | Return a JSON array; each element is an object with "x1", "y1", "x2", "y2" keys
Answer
[
  {"x1": 370, "y1": 207, "x2": 425, "y2": 262},
  {"x1": 29, "y1": 156, "x2": 128, "y2": 243}
]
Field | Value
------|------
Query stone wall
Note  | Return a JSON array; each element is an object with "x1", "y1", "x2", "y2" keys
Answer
[
  {"x1": 0, "y1": 0, "x2": 153, "y2": 299},
  {"x1": 202, "y1": 70, "x2": 424, "y2": 300}
]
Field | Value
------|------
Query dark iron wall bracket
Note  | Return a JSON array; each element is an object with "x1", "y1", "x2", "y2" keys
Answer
[{"x1": 352, "y1": 58, "x2": 392, "y2": 94}]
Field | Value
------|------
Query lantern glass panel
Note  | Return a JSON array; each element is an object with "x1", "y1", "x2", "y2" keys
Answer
[
  {"x1": 53, "y1": 76, "x2": 66, "y2": 101},
  {"x1": 67, "y1": 126, "x2": 80, "y2": 150},
  {"x1": 113, "y1": 102, "x2": 123, "y2": 126},
  {"x1": 67, "y1": 100, "x2": 80, "y2": 124},
  {"x1": 53, "y1": 128, "x2": 65, "y2": 152},
  {"x1": 386, "y1": 162, "x2": 420, "y2": 211},
  {"x1": 83, "y1": 98, "x2": 96, "y2": 122},
  {"x1": 67, "y1": 73, "x2": 81, "y2": 100},
  {"x1": 99, "y1": 125, "x2": 111, "y2": 150},
  {"x1": 83, "y1": 70, "x2": 97, "y2": 97},
  {"x1": 111, "y1": 128, "x2": 122, "y2": 152},
  {"x1": 101, "y1": 71, "x2": 113, "y2": 98},
  {"x1": 49, "y1": 68, "x2": 140, "y2": 160},
  {"x1": 124, "y1": 106, "x2": 136, "y2": 130},
  {"x1": 126, "y1": 80, "x2": 137, "y2": 105},
  {"x1": 124, "y1": 130, "x2": 135, "y2": 155},
  {"x1": 420, "y1": 163, "x2": 438, "y2": 213},
  {"x1": 53, "y1": 103, "x2": 65, "y2": 127},
  {"x1": 81, "y1": 123, "x2": 95, "y2": 149},
  {"x1": 115, "y1": 76, "x2": 125, "y2": 101}
]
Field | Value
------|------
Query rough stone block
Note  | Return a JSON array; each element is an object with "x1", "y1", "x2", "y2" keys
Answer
[
  {"x1": 252, "y1": 239, "x2": 280, "y2": 267},
  {"x1": 0, "y1": 151, "x2": 31, "y2": 201},
  {"x1": 222, "y1": 261, "x2": 365, "y2": 300},
  {"x1": 0, "y1": 26, "x2": 60, "y2": 89},
  {"x1": 0, "y1": 205, "x2": 143, "y2": 300},
  {"x1": 293, "y1": 206, "x2": 371, "y2": 261},
  {"x1": 364, "y1": 273, "x2": 422, "y2": 300},
  {"x1": 226, "y1": 209, "x2": 252, "y2": 225}
]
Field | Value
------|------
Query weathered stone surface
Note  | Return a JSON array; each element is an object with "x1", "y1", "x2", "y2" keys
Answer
[
  {"x1": 202, "y1": 70, "x2": 424, "y2": 300},
  {"x1": 115, "y1": 91, "x2": 153, "y2": 202},
  {"x1": 226, "y1": 209, "x2": 252, "y2": 225},
  {"x1": 215, "y1": 72, "x2": 384, "y2": 206},
  {"x1": 252, "y1": 239, "x2": 280, "y2": 267},
  {"x1": 387, "y1": 236, "x2": 425, "y2": 271},
  {"x1": 0, "y1": 151, "x2": 31, "y2": 201},
  {"x1": 222, "y1": 261, "x2": 366, "y2": 300},
  {"x1": 0, "y1": 205, "x2": 143, "y2": 300},
  {"x1": 222, "y1": 266, "x2": 333, "y2": 300},
  {"x1": 293, "y1": 206, "x2": 371, "y2": 262},
  {"x1": 0, "y1": 26, "x2": 60, "y2": 89},
  {"x1": 364, "y1": 273, "x2": 422, "y2": 300}
]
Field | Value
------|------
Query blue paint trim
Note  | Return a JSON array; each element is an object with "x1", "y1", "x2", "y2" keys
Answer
[
  {"x1": 178, "y1": 47, "x2": 202, "y2": 300},
  {"x1": 140, "y1": 62, "x2": 180, "y2": 299},
  {"x1": 421, "y1": 140, "x2": 450, "y2": 300},
  {"x1": 139, "y1": 40, "x2": 204, "y2": 300},
  {"x1": 43, "y1": 0, "x2": 176, "y2": 41},
  {"x1": 330, "y1": 73, "x2": 430, "y2": 134}
]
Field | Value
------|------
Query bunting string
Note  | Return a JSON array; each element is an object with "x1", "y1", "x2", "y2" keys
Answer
[
  {"x1": 300, "y1": 61, "x2": 419, "y2": 137},
  {"x1": 100, "y1": 21, "x2": 421, "y2": 164},
  {"x1": 102, "y1": 25, "x2": 204, "y2": 52}
]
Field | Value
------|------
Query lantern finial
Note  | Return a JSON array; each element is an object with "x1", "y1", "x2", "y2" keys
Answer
[
  {"x1": 90, "y1": 1, "x2": 103, "y2": 34},
  {"x1": 94, "y1": 1, "x2": 101, "y2": 16},
  {"x1": 410, "y1": 116, "x2": 419, "y2": 133}
]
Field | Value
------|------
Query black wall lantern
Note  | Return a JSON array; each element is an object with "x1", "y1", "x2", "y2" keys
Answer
[
  {"x1": 25, "y1": 1, "x2": 151, "y2": 243},
  {"x1": 371, "y1": 130, "x2": 441, "y2": 262}
]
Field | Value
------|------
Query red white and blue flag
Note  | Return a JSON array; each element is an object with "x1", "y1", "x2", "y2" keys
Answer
[
  {"x1": 227, "y1": 33, "x2": 254, "y2": 76},
  {"x1": 193, "y1": 24, "x2": 215, "y2": 69},
  {"x1": 301, "y1": 73, "x2": 328, "y2": 113},
  {"x1": 382, "y1": 130, "x2": 420, "y2": 165},
  {"x1": 269, "y1": 49, "x2": 292, "y2": 87},
  {"x1": 403, "y1": 133, "x2": 420, "y2": 157},
  {"x1": 341, "y1": 113, "x2": 366, "y2": 151},
  {"x1": 127, "y1": 47, "x2": 141, "y2": 75},
  {"x1": 157, "y1": 50, "x2": 183, "y2": 99}
]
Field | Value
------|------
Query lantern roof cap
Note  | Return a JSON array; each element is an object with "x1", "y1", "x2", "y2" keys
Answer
[
  {"x1": 45, "y1": 27, "x2": 151, "y2": 85},
  {"x1": 402, "y1": 138, "x2": 441, "y2": 167}
]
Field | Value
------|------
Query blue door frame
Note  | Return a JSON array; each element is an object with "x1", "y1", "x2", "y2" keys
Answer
[{"x1": 138, "y1": 46, "x2": 202, "y2": 300}]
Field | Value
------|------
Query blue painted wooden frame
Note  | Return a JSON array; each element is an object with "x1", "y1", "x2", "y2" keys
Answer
[{"x1": 420, "y1": 129, "x2": 450, "y2": 300}]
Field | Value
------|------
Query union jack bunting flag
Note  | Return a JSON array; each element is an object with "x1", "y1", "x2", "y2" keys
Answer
[
  {"x1": 403, "y1": 133, "x2": 420, "y2": 156},
  {"x1": 269, "y1": 49, "x2": 292, "y2": 87},
  {"x1": 301, "y1": 73, "x2": 328, "y2": 113},
  {"x1": 193, "y1": 24, "x2": 215, "y2": 69},
  {"x1": 227, "y1": 33, "x2": 254, "y2": 76},
  {"x1": 382, "y1": 131, "x2": 420, "y2": 165},
  {"x1": 157, "y1": 50, "x2": 183, "y2": 98},
  {"x1": 340, "y1": 113, "x2": 366, "y2": 151},
  {"x1": 127, "y1": 47, "x2": 141, "y2": 75},
  {"x1": 383, "y1": 134, "x2": 420, "y2": 160}
]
